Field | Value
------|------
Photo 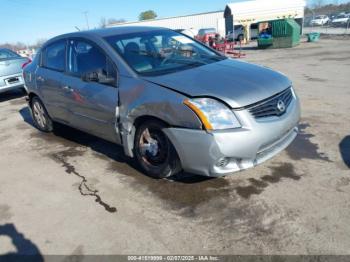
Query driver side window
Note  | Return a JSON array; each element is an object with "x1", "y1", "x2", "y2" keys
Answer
[{"x1": 68, "y1": 39, "x2": 117, "y2": 86}]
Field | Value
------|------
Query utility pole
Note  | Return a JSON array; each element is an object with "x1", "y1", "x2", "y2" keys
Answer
[{"x1": 83, "y1": 11, "x2": 90, "y2": 30}]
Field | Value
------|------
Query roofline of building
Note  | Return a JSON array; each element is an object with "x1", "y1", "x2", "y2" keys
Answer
[{"x1": 109, "y1": 10, "x2": 224, "y2": 26}]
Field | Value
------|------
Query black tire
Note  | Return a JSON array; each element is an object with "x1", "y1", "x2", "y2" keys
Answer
[
  {"x1": 134, "y1": 120, "x2": 182, "y2": 179},
  {"x1": 30, "y1": 96, "x2": 53, "y2": 132}
]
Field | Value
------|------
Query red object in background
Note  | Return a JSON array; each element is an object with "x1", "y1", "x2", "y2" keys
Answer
[
  {"x1": 195, "y1": 32, "x2": 216, "y2": 45},
  {"x1": 213, "y1": 41, "x2": 246, "y2": 59},
  {"x1": 22, "y1": 58, "x2": 32, "y2": 69},
  {"x1": 72, "y1": 90, "x2": 84, "y2": 103}
]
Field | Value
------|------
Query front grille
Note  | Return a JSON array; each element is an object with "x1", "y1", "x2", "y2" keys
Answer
[{"x1": 248, "y1": 88, "x2": 293, "y2": 119}]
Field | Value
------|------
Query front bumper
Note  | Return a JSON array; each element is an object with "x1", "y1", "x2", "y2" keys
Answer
[
  {"x1": 0, "y1": 73, "x2": 24, "y2": 93},
  {"x1": 165, "y1": 96, "x2": 301, "y2": 177}
]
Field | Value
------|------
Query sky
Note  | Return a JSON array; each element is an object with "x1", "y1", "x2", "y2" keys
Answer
[{"x1": 1, "y1": 0, "x2": 349, "y2": 45}]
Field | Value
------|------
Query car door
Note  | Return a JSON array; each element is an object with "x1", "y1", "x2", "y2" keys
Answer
[
  {"x1": 35, "y1": 40, "x2": 69, "y2": 123},
  {"x1": 61, "y1": 38, "x2": 120, "y2": 143}
]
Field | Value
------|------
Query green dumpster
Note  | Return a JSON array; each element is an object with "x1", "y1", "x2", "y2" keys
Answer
[
  {"x1": 307, "y1": 32, "x2": 320, "y2": 42},
  {"x1": 257, "y1": 37, "x2": 273, "y2": 49},
  {"x1": 271, "y1": 19, "x2": 301, "y2": 48},
  {"x1": 258, "y1": 19, "x2": 301, "y2": 49}
]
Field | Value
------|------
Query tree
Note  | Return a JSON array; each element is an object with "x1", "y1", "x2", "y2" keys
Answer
[
  {"x1": 139, "y1": 10, "x2": 157, "y2": 21},
  {"x1": 313, "y1": 0, "x2": 324, "y2": 8},
  {"x1": 99, "y1": 17, "x2": 107, "y2": 28}
]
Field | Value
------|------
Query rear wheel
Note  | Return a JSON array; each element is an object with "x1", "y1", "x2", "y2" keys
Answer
[
  {"x1": 134, "y1": 120, "x2": 181, "y2": 179},
  {"x1": 30, "y1": 97, "x2": 53, "y2": 132}
]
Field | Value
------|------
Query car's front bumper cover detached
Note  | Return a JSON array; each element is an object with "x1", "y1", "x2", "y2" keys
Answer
[{"x1": 164, "y1": 94, "x2": 301, "y2": 177}]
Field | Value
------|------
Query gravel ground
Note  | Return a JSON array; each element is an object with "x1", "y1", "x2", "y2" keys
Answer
[{"x1": 0, "y1": 36, "x2": 349, "y2": 257}]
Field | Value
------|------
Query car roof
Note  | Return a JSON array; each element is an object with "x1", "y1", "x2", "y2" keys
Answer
[{"x1": 45, "y1": 26, "x2": 169, "y2": 45}]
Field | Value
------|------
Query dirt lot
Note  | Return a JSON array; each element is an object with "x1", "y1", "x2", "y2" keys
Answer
[{"x1": 0, "y1": 36, "x2": 349, "y2": 256}]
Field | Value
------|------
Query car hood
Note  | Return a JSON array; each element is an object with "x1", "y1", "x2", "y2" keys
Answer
[{"x1": 143, "y1": 59, "x2": 292, "y2": 108}]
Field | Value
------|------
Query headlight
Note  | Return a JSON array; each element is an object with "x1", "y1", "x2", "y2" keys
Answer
[{"x1": 184, "y1": 98, "x2": 241, "y2": 130}]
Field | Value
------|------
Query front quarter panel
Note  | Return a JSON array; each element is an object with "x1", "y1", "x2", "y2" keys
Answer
[{"x1": 118, "y1": 76, "x2": 202, "y2": 157}]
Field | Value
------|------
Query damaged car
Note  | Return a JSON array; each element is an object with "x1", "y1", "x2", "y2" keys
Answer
[{"x1": 23, "y1": 26, "x2": 300, "y2": 178}]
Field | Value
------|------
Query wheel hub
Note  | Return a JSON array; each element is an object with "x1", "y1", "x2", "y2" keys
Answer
[
  {"x1": 139, "y1": 128, "x2": 168, "y2": 166},
  {"x1": 33, "y1": 102, "x2": 46, "y2": 128}
]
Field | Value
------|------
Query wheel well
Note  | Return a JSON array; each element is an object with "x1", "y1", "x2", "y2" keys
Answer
[
  {"x1": 28, "y1": 92, "x2": 38, "y2": 106},
  {"x1": 133, "y1": 116, "x2": 170, "y2": 130}
]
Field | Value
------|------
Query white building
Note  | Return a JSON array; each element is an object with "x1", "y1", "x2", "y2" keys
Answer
[{"x1": 109, "y1": 0, "x2": 306, "y2": 36}]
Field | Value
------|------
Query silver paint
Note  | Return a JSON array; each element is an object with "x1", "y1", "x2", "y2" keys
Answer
[{"x1": 24, "y1": 26, "x2": 301, "y2": 177}]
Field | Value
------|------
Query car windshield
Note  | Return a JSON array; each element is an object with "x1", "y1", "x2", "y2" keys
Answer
[
  {"x1": 315, "y1": 16, "x2": 324, "y2": 19},
  {"x1": 0, "y1": 49, "x2": 21, "y2": 61},
  {"x1": 104, "y1": 29, "x2": 226, "y2": 76},
  {"x1": 337, "y1": 15, "x2": 346, "y2": 18}
]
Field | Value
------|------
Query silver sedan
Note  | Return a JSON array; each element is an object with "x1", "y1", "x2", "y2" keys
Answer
[
  {"x1": 23, "y1": 27, "x2": 300, "y2": 178},
  {"x1": 0, "y1": 48, "x2": 30, "y2": 94}
]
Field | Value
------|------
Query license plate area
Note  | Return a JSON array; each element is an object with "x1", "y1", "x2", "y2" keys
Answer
[{"x1": 5, "y1": 77, "x2": 20, "y2": 85}]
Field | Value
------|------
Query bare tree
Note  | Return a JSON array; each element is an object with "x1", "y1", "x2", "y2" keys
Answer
[
  {"x1": 107, "y1": 18, "x2": 126, "y2": 25},
  {"x1": 98, "y1": 17, "x2": 126, "y2": 28},
  {"x1": 99, "y1": 17, "x2": 107, "y2": 28},
  {"x1": 314, "y1": 0, "x2": 324, "y2": 8}
]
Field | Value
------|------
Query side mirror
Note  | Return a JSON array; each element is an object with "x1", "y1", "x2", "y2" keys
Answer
[
  {"x1": 82, "y1": 69, "x2": 116, "y2": 85},
  {"x1": 82, "y1": 71, "x2": 99, "y2": 82}
]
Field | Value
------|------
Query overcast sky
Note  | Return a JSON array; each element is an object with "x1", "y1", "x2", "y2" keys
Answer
[{"x1": 1, "y1": 0, "x2": 349, "y2": 45}]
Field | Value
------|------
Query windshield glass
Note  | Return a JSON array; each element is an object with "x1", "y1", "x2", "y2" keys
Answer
[
  {"x1": 0, "y1": 49, "x2": 21, "y2": 61},
  {"x1": 104, "y1": 29, "x2": 226, "y2": 76}
]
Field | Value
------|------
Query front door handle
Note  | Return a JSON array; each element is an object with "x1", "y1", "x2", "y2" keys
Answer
[{"x1": 37, "y1": 76, "x2": 45, "y2": 82}]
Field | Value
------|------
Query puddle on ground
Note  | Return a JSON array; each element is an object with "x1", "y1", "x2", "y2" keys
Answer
[
  {"x1": 108, "y1": 159, "x2": 232, "y2": 216},
  {"x1": 25, "y1": 113, "x2": 304, "y2": 216},
  {"x1": 31, "y1": 125, "x2": 232, "y2": 216},
  {"x1": 303, "y1": 74, "x2": 327, "y2": 83},
  {"x1": 30, "y1": 123, "x2": 234, "y2": 215},
  {"x1": 235, "y1": 163, "x2": 301, "y2": 199},
  {"x1": 50, "y1": 149, "x2": 117, "y2": 213},
  {"x1": 28, "y1": 124, "x2": 119, "y2": 214},
  {"x1": 286, "y1": 123, "x2": 331, "y2": 162},
  {"x1": 320, "y1": 56, "x2": 350, "y2": 62}
]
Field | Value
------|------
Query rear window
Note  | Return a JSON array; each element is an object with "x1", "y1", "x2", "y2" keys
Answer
[
  {"x1": 42, "y1": 41, "x2": 66, "y2": 71},
  {"x1": 0, "y1": 49, "x2": 21, "y2": 61}
]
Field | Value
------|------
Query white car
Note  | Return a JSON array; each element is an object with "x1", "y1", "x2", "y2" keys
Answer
[
  {"x1": 310, "y1": 15, "x2": 330, "y2": 26},
  {"x1": 331, "y1": 14, "x2": 350, "y2": 27},
  {"x1": 227, "y1": 25, "x2": 259, "y2": 41}
]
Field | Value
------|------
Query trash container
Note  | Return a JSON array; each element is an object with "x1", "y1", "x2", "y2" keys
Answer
[
  {"x1": 307, "y1": 32, "x2": 320, "y2": 42},
  {"x1": 258, "y1": 38, "x2": 273, "y2": 49}
]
